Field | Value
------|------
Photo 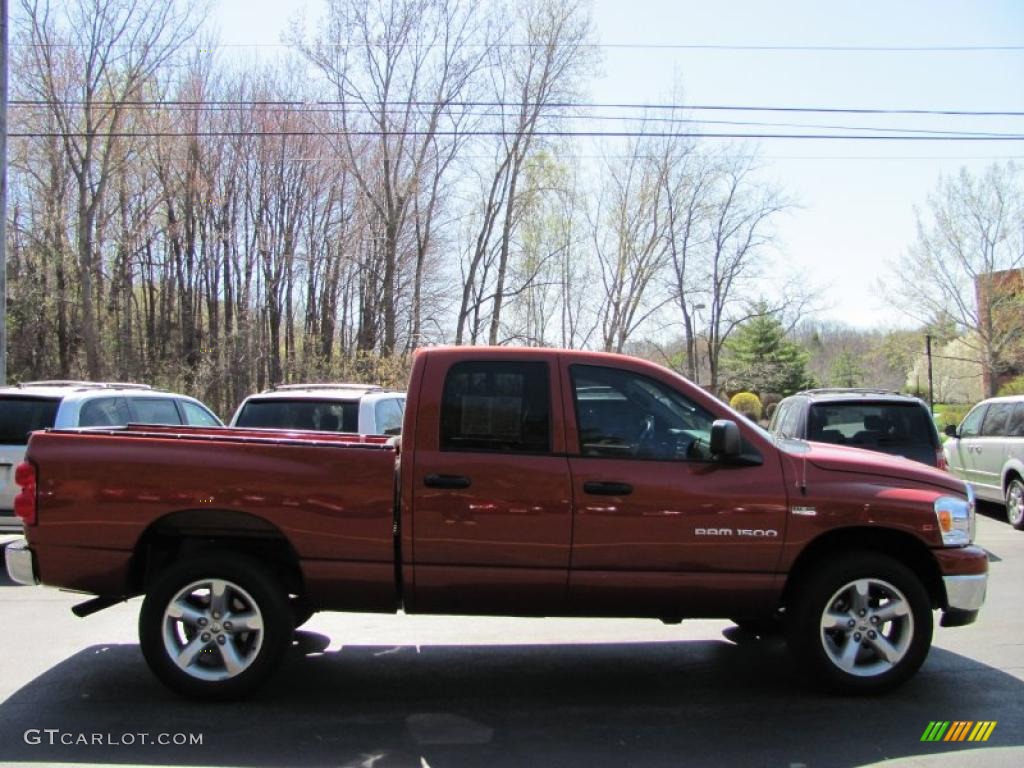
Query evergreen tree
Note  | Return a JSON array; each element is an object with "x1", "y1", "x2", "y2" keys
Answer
[
  {"x1": 830, "y1": 350, "x2": 865, "y2": 387},
  {"x1": 722, "y1": 306, "x2": 814, "y2": 396}
]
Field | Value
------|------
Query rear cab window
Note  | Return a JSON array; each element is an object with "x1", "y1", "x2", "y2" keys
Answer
[
  {"x1": 440, "y1": 361, "x2": 550, "y2": 453},
  {"x1": 235, "y1": 399, "x2": 359, "y2": 433},
  {"x1": 0, "y1": 397, "x2": 60, "y2": 444}
]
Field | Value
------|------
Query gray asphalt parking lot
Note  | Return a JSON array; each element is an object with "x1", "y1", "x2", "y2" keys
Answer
[{"x1": 1, "y1": 506, "x2": 1022, "y2": 768}]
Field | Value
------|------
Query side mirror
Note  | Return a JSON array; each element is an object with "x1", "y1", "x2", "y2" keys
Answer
[
  {"x1": 710, "y1": 419, "x2": 742, "y2": 458},
  {"x1": 944, "y1": 424, "x2": 958, "y2": 438}
]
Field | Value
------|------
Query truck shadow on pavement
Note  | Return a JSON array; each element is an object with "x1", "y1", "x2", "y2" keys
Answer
[{"x1": 0, "y1": 630, "x2": 1020, "y2": 767}]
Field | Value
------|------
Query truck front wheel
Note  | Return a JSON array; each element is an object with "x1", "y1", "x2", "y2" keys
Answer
[
  {"x1": 786, "y1": 552, "x2": 933, "y2": 694},
  {"x1": 139, "y1": 552, "x2": 293, "y2": 700}
]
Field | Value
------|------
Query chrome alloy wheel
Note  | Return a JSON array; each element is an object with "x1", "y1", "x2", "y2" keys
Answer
[
  {"x1": 162, "y1": 578, "x2": 265, "y2": 682},
  {"x1": 1007, "y1": 479, "x2": 1024, "y2": 528},
  {"x1": 819, "y1": 578, "x2": 914, "y2": 678}
]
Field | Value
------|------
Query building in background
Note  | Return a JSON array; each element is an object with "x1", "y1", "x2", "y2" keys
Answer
[{"x1": 975, "y1": 268, "x2": 1024, "y2": 394}]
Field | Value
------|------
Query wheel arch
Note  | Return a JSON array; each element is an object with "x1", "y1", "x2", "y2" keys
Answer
[
  {"x1": 782, "y1": 527, "x2": 945, "y2": 611},
  {"x1": 1002, "y1": 462, "x2": 1023, "y2": 493},
  {"x1": 128, "y1": 509, "x2": 305, "y2": 598}
]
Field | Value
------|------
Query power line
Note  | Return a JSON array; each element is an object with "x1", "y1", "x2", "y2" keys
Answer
[
  {"x1": 10, "y1": 98, "x2": 1024, "y2": 117},
  {"x1": 10, "y1": 130, "x2": 1024, "y2": 140},
  {"x1": 9, "y1": 102, "x2": 1017, "y2": 137},
  {"x1": 9, "y1": 41, "x2": 1024, "y2": 52}
]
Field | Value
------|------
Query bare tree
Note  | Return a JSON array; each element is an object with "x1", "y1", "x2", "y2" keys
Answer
[
  {"x1": 591, "y1": 135, "x2": 673, "y2": 353},
  {"x1": 885, "y1": 162, "x2": 1024, "y2": 396},
  {"x1": 455, "y1": 0, "x2": 594, "y2": 345},
  {"x1": 696, "y1": 155, "x2": 792, "y2": 391},
  {"x1": 18, "y1": 0, "x2": 206, "y2": 377},
  {"x1": 301, "y1": 0, "x2": 485, "y2": 354}
]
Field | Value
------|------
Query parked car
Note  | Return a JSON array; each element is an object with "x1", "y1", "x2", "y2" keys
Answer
[
  {"x1": 943, "y1": 395, "x2": 1024, "y2": 530},
  {"x1": 0, "y1": 381, "x2": 221, "y2": 531},
  {"x1": 768, "y1": 388, "x2": 945, "y2": 468},
  {"x1": 230, "y1": 383, "x2": 406, "y2": 436},
  {"x1": 7, "y1": 348, "x2": 985, "y2": 699}
]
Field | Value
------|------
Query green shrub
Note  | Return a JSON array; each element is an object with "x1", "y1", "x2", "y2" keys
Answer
[
  {"x1": 729, "y1": 391, "x2": 763, "y2": 421},
  {"x1": 999, "y1": 375, "x2": 1024, "y2": 396}
]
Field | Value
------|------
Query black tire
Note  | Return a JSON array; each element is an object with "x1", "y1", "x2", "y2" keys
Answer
[
  {"x1": 139, "y1": 552, "x2": 293, "y2": 700},
  {"x1": 785, "y1": 551, "x2": 933, "y2": 694},
  {"x1": 1006, "y1": 477, "x2": 1024, "y2": 531},
  {"x1": 730, "y1": 616, "x2": 782, "y2": 637},
  {"x1": 290, "y1": 596, "x2": 316, "y2": 629}
]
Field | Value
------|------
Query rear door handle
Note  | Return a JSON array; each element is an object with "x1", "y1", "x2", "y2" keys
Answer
[
  {"x1": 424, "y1": 474, "x2": 472, "y2": 490},
  {"x1": 583, "y1": 481, "x2": 633, "y2": 496}
]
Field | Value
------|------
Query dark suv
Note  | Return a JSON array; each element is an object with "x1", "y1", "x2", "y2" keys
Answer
[{"x1": 768, "y1": 388, "x2": 945, "y2": 468}]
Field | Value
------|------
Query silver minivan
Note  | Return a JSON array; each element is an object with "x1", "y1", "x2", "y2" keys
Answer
[
  {"x1": 1, "y1": 381, "x2": 222, "y2": 531},
  {"x1": 943, "y1": 395, "x2": 1024, "y2": 530}
]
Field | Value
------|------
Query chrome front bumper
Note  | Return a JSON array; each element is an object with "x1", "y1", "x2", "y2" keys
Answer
[
  {"x1": 944, "y1": 573, "x2": 987, "y2": 611},
  {"x1": 4, "y1": 538, "x2": 37, "y2": 586}
]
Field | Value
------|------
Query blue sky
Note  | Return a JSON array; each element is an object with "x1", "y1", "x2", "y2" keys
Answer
[{"x1": 210, "y1": 0, "x2": 1024, "y2": 329}]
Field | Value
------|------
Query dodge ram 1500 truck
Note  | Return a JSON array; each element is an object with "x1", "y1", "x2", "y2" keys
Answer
[{"x1": 5, "y1": 347, "x2": 987, "y2": 699}]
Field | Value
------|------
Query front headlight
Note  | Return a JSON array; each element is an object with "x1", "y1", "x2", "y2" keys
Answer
[{"x1": 935, "y1": 486, "x2": 975, "y2": 546}]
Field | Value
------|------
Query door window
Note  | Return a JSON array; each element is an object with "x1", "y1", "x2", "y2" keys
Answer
[
  {"x1": 981, "y1": 403, "x2": 1014, "y2": 437},
  {"x1": 130, "y1": 398, "x2": 183, "y2": 425},
  {"x1": 440, "y1": 361, "x2": 550, "y2": 453},
  {"x1": 570, "y1": 365, "x2": 715, "y2": 461},
  {"x1": 374, "y1": 398, "x2": 404, "y2": 435},
  {"x1": 1008, "y1": 403, "x2": 1024, "y2": 438},
  {"x1": 779, "y1": 401, "x2": 803, "y2": 438},
  {"x1": 180, "y1": 400, "x2": 221, "y2": 426},
  {"x1": 79, "y1": 397, "x2": 131, "y2": 427},
  {"x1": 768, "y1": 401, "x2": 787, "y2": 433},
  {"x1": 959, "y1": 404, "x2": 987, "y2": 438}
]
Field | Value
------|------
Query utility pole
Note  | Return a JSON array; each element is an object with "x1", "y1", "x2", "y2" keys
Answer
[
  {"x1": 0, "y1": 0, "x2": 8, "y2": 385},
  {"x1": 925, "y1": 334, "x2": 934, "y2": 411}
]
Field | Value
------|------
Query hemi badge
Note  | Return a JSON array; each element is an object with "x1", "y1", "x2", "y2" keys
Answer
[{"x1": 791, "y1": 506, "x2": 817, "y2": 516}]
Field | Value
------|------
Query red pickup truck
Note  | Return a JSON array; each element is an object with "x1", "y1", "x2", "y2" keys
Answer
[{"x1": 6, "y1": 347, "x2": 987, "y2": 699}]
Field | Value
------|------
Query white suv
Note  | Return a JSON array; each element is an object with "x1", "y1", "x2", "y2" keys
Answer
[
  {"x1": 0, "y1": 381, "x2": 222, "y2": 531},
  {"x1": 230, "y1": 384, "x2": 406, "y2": 436}
]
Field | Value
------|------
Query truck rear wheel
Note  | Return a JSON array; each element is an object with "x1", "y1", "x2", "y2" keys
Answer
[
  {"x1": 786, "y1": 552, "x2": 932, "y2": 694},
  {"x1": 139, "y1": 552, "x2": 292, "y2": 700}
]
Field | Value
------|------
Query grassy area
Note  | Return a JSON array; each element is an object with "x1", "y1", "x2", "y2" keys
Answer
[{"x1": 933, "y1": 402, "x2": 973, "y2": 442}]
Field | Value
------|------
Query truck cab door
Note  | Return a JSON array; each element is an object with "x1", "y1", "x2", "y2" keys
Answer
[
  {"x1": 561, "y1": 361, "x2": 788, "y2": 619},
  {"x1": 407, "y1": 354, "x2": 572, "y2": 615}
]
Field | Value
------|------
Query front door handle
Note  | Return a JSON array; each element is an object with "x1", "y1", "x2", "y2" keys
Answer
[
  {"x1": 583, "y1": 481, "x2": 633, "y2": 496},
  {"x1": 424, "y1": 474, "x2": 472, "y2": 490}
]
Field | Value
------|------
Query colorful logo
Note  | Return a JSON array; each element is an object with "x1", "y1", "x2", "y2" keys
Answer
[{"x1": 921, "y1": 721, "x2": 996, "y2": 743}]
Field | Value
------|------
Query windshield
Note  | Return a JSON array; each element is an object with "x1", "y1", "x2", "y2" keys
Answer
[{"x1": 0, "y1": 396, "x2": 60, "y2": 445}]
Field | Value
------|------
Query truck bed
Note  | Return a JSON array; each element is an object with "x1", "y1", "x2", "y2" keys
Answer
[{"x1": 24, "y1": 426, "x2": 400, "y2": 611}]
